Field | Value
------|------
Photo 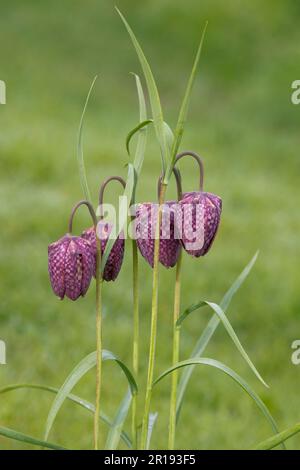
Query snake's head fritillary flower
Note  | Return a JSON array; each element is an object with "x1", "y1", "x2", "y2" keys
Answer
[
  {"x1": 81, "y1": 222, "x2": 125, "y2": 281},
  {"x1": 176, "y1": 191, "x2": 222, "y2": 257},
  {"x1": 48, "y1": 234, "x2": 95, "y2": 301},
  {"x1": 135, "y1": 201, "x2": 181, "y2": 268}
]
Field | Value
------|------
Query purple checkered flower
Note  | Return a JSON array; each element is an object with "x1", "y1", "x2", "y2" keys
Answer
[
  {"x1": 176, "y1": 191, "x2": 222, "y2": 257},
  {"x1": 81, "y1": 222, "x2": 125, "y2": 281},
  {"x1": 135, "y1": 201, "x2": 181, "y2": 268},
  {"x1": 48, "y1": 234, "x2": 95, "y2": 301}
]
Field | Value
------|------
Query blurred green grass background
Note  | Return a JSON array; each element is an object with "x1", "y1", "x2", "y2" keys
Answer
[{"x1": 0, "y1": 0, "x2": 299, "y2": 449}]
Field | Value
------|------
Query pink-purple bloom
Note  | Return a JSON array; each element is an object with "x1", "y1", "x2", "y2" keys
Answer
[
  {"x1": 48, "y1": 234, "x2": 95, "y2": 301},
  {"x1": 176, "y1": 191, "x2": 222, "y2": 257},
  {"x1": 81, "y1": 222, "x2": 125, "y2": 281},
  {"x1": 135, "y1": 201, "x2": 181, "y2": 268}
]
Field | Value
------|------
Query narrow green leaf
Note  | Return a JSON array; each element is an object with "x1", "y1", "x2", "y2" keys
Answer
[
  {"x1": 105, "y1": 388, "x2": 132, "y2": 450},
  {"x1": 163, "y1": 121, "x2": 175, "y2": 154},
  {"x1": 154, "y1": 358, "x2": 280, "y2": 442},
  {"x1": 146, "y1": 412, "x2": 158, "y2": 450},
  {"x1": 177, "y1": 299, "x2": 268, "y2": 388},
  {"x1": 0, "y1": 383, "x2": 131, "y2": 448},
  {"x1": 77, "y1": 76, "x2": 97, "y2": 202},
  {"x1": 126, "y1": 119, "x2": 152, "y2": 156},
  {"x1": 165, "y1": 22, "x2": 208, "y2": 182},
  {"x1": 176, "y1": 252, "x2": 259, "y2": 421},
  {"x1": 132, "y1": 74, "x2": 148, "y2": 177},
  {"x1": 254, "y1": 423, "x2": 300, "y2": 450},
  {"x1": 221, "y1": 251, "x2": 259, "y2": 312},
  {"x1": 100, "y1": 163, "x2": 135, "y2": 271},
  {"x1": 0, "y1": 426, "x2": 66, "y2": 450},
  {"x1": 117, "y1": 8, "x2": 168, "y2": 171},
  {"x1": 45, "y1": 350, "x2": 137, "y2": 440}
]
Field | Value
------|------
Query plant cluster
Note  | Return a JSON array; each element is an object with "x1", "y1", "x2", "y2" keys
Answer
[{"x1": 0, "y1": 9, "x2": 296, "y2": 451}]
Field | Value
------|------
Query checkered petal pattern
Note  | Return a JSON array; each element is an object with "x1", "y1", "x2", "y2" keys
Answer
[
  {"x1": 135, "y1": 201, "x2": 181, "y2": 268},
  {"x1": 48, "y1": 235, "x2": 95, "y2": 300},
  {"x1": 81, "y1": 222, "x2": 125, "y2": 282},
  {"x1": 176, "y1": 191, "x2": 222, "y2": 257}
]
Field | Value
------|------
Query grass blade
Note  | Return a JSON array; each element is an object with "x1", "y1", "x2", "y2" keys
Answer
[
  {"x1": 126, "y1": 119, "x2": 152, "y2": 156},
  {"x1": 163, "y1": 121, "x2": 175, "y2": 153},
  {"x1": 105, "y1": 388, "x2": 132, "y2": 450},
  {"x1": 45, "y1": 350, "x2": 137, "y2": 441},
  {"x1": 77, "y1": 76, "x2": 97, "y2": 202},
  {"x1": 132, "y1": 74, "x2": 148, "y2": 177},
  {"x1": 176, "y1": 252, "x2": 259, "y2": 421},
  {"x1": 0, "y1": 426, "x2": 65, "y2": 450},
  {"x1": 154, "y1": 357, "x2": 281, "y2": 445},
  {"x1": 101, "y1": 163, "x2": 135, "y2": 271},
  {"x1": 117, "y1": 8, "x2": 168, "y2": 172},
  {"x1": 177, "y1": 300, "x2": 268, "y2": 388},
  {"x1": 165, "y1": 22, "x2": 208, "y2": 182},
  {"x1": 0, "y1": 383, "x2": 131, "y2": 448},
  {"x1": 146, "y1": 412, "x2": 158, "y2": 450},
  {"x1": 254, "y1": 423, "x2": 300, "y2": 450}
]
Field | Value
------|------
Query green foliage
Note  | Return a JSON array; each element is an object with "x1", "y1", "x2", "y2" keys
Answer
[
  {"x1": 154, "y1": 357, "x2": 281, "y2": 445},
  {"x1": 254, "y1": 423, "x2": 300, "y2": 450},
  {"x1": 0, "y1": 426, "x2": 66, "y2": 450},
  {"x1": 45, "y1": 350, "x2": 137, "y2": 441},
  {"x1": 0, "y1": 0, "x2": 299, "y2": 450}
]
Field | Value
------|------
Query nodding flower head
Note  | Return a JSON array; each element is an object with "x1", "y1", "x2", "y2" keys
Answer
[
  {"x1": 174, "y1": 151, "x2": 222, "y2": 257},
  {"x1": 82, "y1": 175, "x2": 126, "y2": 282},
  {"x1": 178, "y1": 191, "x2": 222, "y2": 257},
  {"x1": 135, "y1": 169, "x2": 182, "y2": 268},
  {"x1": 135, "y1": 201, "x2": 180, "y2": 268},
  {"x1": 48, "y1": 201, "x2": 97, "y2": 301},
  {"x1": 81, "y1": 223, "x2": 125, "y2": 282}
]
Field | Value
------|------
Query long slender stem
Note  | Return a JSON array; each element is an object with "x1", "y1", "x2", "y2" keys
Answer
[
  {"x1": 168, "y1": 250, "x2": 182, "y2": 449},
  {"x1": 140, "y1": 183, "x2": 167, "y2": 449},
  {"x1": 93, "y1": 175, "x2": 125, "y2": 449},
  {"x1": 131, "y1": 238, "x2": 139, "y2": 448},
  {"x1": 94, "y1": 236, "x2": 103, "y2": 450}
]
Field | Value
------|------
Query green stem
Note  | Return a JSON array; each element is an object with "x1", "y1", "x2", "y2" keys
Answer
[
  {"x1": 168, "y1": 250, "x2": 182, "y2": 449},
  {"x1": 94, "y1": 236, "x2": 103, "y2": 450},
  {"x1": 140, "y1": 183, "x2": 167, "y2": 449},
  {"x1": 131, "y1": 238, "x2": 139, "y2": 448}
]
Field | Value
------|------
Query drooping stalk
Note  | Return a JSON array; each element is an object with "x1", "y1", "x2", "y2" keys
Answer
[
  {"x1": 140, "y1": 183, "x2": 167, "y2": 449},
  {"x1": 94, "y1": 175, "x2": 126, "y2": 450},
  {"x1": 131, "y1": 237, "x2": 139, "y2": 448},
  {"x1": 67, "y1": 200, "x2": 102, "y2": 450},
  {"x1": 168, "y1": 250, "x2": 182, "y2": 449},
  {"x1": 94, "y1": 236, "x2": 103, "y2": 450},
  {"x1": 167, "y1": 151, "x2": 204, "y2": 449}
]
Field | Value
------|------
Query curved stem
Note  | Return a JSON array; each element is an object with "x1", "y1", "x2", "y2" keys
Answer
[
  {"x1": 168, "y1": 161, "x2": 183, "y2": 449},
  {"x1": 174, "y1": 151, "x2": 204, "y2": 192},
  {"x1": 94, "y1": 176, "x2": 126, "y2": 449},
  {"x1": 98, "y1": 176, "x2": 126, "y2": 219},
  {"x1": 68, "y1": 200, "x2": 97, "y2": 234},
  {"x1": 131, "y1": 237, "x2": 139, "y2": 449},
  {"x1": 67, "y1": 200, "x2": 101, "y2": 450},
  {"x1": 140, "y1": 183, "x2": 167, "y2": 449},
  {"x1": 168, "y1": 250, "x2": 182, "y2": 449},
  {"x1": 94, "y1": 235, "x2": 102, "y2": 450}
]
